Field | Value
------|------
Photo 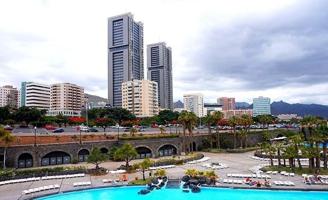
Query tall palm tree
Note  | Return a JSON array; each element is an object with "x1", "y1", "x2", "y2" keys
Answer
[
  {"x1": 240, "y1": 114, "x2": 253, "y2": 148},
  {"x1": 300, "y1": 116, "x2": 320, "y2": 168},
  {"x1": 203, "y1": 111, "x2": 223, "y2": 148},
  {"x1": 0, "y1": 129, "x2": 15, "y2": 169},
  {"x1": 316, "y1": 124, "x2": 328, "y2": 169},
  {"x1": 178, "y1": 111, "x2": 197, "y2": 153},
  {"x1": 289, "y1": 134, "x2": 303, "y2": 169},
  {"x1": 228, "y1": 116, "x2": 239, "y2": 149}
]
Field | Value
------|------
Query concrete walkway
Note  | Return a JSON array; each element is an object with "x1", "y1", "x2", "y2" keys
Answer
[{"x1": 1, "y1": 151, "x2": 327, "y2": 200}]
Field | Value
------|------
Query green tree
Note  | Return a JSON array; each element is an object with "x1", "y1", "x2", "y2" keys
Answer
[
  {"x1": 107, "y1": 108, "x2": 136, "y2": 125},
  {"x1": 87, "y1": 147, "x2": 107, "y2": 170},
  {"x1": 0, "y1": 128, "x2": 15, "y2": 169},
  {"x1": 95, "y1": 117, "x2": 115, "y2": 132},
  {"x1": 316, "y1": 123, "x2": 328, "y2": 169},
  {"x1": 157, "y1": 110, "x2": 179, "y2": 125},
  {"x1": 178, "y1": 111, "x2": 198, "y2": 153},
  {"x1": 137, "y1": 158, "x2": 153, "y2": 180},
  {"x1": 0, "y1": 106, "x2": 10, "y2": 124},
  {"x1": 260, "y1": 142, "x2": 276, "y2": 166},
  {"x1": 114, "y1": 143, "x2": 138, "y2": 168},
  {"x1": 159, "y1": 125, "x2": 166, "y2": 134},
  {"x1": 228, "y1": 116, "x2": 239, "y2": 149},
  {"x1": 130, "y1": 126, "x2": 138, "y2": 136},
  {"x1": 154, "y1": 169, "x2": 166, "y2": 177},
  {"x1": 256, "y1": 115, "x2": 273, "y2": 130},
  {"x1": 289, "y1": 134, "x2": 303, "y2": 169},
  {"x1": 178, "y1": 111, "x2": 197, "y2": 136},
  {"x1": 15, "y1": 106, "x2": 42, "y2": 126}
]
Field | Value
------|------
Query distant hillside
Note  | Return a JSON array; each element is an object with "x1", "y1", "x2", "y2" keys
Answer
[
  {"x1": 85, "y1": 93, "x2": 108, "y2": 103},
  {"x1": 236, "y1": 102, "x2": 250, "y2": 109},
  {"x1": 174, "y1": 100, "x2": 184, "y2": 108},
  {"x1": 271, "y1": 101, "x2": 328, "y2": 118}
]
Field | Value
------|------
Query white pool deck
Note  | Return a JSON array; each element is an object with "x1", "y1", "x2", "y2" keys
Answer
[{"x1": 1, "y1": 151, "x2": 327, "y2": 200}]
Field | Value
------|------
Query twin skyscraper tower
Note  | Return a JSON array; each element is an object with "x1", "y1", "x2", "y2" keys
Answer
[{"x1": 108, "y1": 13, "x2": 173, "y2": 111}]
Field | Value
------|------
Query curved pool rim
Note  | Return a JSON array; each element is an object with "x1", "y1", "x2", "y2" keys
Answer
[{"x1": 31, "y1": 185, "x2": 328, "y2": 200}]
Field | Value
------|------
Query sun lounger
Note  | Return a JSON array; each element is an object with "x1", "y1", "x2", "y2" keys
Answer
[{"x1": 103, "y1": 179, "x2": 113, "y2": 183}]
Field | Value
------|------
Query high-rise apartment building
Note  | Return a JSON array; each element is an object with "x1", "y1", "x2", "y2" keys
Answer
[
  {"x1": 253, "y1": 96, "x2": 271, "y2": 116},
  {"x1": 20, "y1": 82, "x2": 50, "y2": 110},
  {"x1": 0, "y1": 85, "x2": 19, "y2": 108},
  {"x1": 48, "y1": 83, "x2": 84, "y2": 116},
  {"x1": 183, "y1": 93, "x2": 204, "y2": 117},
  {"x1": 122, "y1": 80, "x2": 158, "y2": 117},
  {"x1": 108, "y1": 13, "x2": 144, "y2": 107},
  {"x1": 217, "y1": 97, "x2": 235, "y2": 111},
  {"x1": 147, "y1": 42, "x2": 173, "y2": 110}
]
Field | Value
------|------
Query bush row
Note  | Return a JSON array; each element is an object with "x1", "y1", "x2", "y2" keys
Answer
[
  {"x1": 152, "y1": 153, "x2": 204, "y2": 167},
  {"x1": 0, "y1": 166, "x2": 86, "y2": 181}
]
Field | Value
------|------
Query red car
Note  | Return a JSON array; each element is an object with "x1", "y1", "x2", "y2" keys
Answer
[
  {"x1": 45, "y1": 124, "x2": 56, "y2": 130},
  {"x1": 151, "y1": 124, "x2": 159, "y2": 128}
]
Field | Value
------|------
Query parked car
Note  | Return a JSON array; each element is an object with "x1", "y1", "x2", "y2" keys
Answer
[
  {"x1": 88, "y1": 128, "x2": 98, "y2": 132},
  {"x1": 45, "y1": 124, "x2": 56, "y2": 130},
  {"x1": 151, "y1": 124, "x2": 159, "y2": 128},
  {"x1": 4, "y1": 125, "x2": 13, "y2": 131},
  {"x1": 80, "y1": 126, "x2": 89, "y2": 132},
  {"x1": 53, "y1": 128, "x2": 64, "y2": 133}
]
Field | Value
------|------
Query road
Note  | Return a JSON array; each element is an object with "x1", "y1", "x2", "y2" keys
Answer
[{"x1": 10, "y1": 126, "x2": 285, "y2": 136}]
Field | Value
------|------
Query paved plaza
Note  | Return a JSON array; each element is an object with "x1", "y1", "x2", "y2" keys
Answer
[{"x1": 1, "y1": 151, "x2": 327, "y2": 200}]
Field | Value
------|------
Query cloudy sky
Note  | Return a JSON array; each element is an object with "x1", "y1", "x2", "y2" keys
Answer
[{"x1": 0, "y1": 0, "x2": 327, "y2": 105}]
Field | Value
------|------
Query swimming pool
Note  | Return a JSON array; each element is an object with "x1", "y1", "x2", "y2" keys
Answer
[{"x1": 36, "y1": 186, "x2": 328, "y2": 200}]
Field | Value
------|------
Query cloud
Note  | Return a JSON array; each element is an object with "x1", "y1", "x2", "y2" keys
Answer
[{"x1": 0, "y1": 0, "x2": 327, "y2": 105}]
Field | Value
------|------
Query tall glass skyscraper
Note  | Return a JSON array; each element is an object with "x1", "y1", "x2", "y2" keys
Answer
[
  {"x1": 108, "y1": 13, "x2": 144, "y2": 107},
  {"x1": 147, "y1": 42, "x2": 173, "y2": 110},
  {"x1": 253, "y1": 96, "x2": 271, "y2": 116}
]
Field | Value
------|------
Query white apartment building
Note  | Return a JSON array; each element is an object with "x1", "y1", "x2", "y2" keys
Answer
[
  {"x1": 20, "y1": 82, "x2": 50, "y2": 110},
  {"x1": 0, "y1": 85, "x2": 19, "y2": 108},
  {"x1": 183, "y1": 93, "x2": 205, "y2": 117},
  {"x1": 122, "y1": 80, "x2": 158, "y2": 117},
  {"x1": 48, "y1": 83, "x2": 84, "y2": 116}
]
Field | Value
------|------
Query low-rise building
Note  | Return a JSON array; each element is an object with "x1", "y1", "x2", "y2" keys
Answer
[
  {"x1": 122, "y1": 80, "x2": 159, "y2": 117},
  {"x1": 204, "y1": 103, "x2": 223, "y2": 115},
  {"x1": 222, "y1": 109, "x2": 253, "y2": 119}
]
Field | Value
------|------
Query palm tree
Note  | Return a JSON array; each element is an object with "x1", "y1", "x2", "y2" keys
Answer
[
  {"x1": 283, "y1": 145, "x2": 297, "y2": 169},
  {"x1": 228, "y1": 116, "x2": 239, "y2": 149},
  {"x1": 138, "y1": 158, "x2": 153, "y2": 180},
  {"x1": 129, "y1": 126, "x2": 138, "y2": 136},
  {"x1": 159, "y1": 125, "x2": 166, "y2": 134},
  {"x1": 316, "y1": 124, "x2": 328, "y2": 169},
  {"x1": 203, "y1": 111, "x2": 223, "y2": 148},
  {"x1": 300, "y1": 116, "x2": 319, "y2": 168},
  {"x1": 178, "y1": 111, "x2": 197, "y2": 153},
  {"x1": 0, "y1": 129, "x2": 15, "y2": 169},
  {"x1": 240, "y1": 114, "x2": 253, "y2": 148},
  {"x1": 275, "y1": 142, "x2": 284, "y2": 166},
  {"x1": 114, "y1": 143, "x2": 138, "y2": 169},
  {"x1": 260, "y1": 142, "x2": 276, "y2": 166},
  {"x1": 289, "y1": 134, "x2": 303, "y2": 169}
]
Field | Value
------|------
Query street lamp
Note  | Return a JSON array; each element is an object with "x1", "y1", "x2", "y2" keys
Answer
[
  {"x1": 34, "y1": 126, "x2": 37, "y2": 147},
  {"x1": 115, "y1": 123, "x2": 120, "y2": 140}
]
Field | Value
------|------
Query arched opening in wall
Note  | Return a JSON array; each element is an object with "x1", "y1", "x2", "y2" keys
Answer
[
  {"x1": 100, "y1": 148, "x2": 108, "y2": 154},
  {"x1": 78, "y1": 149, "x2": 90, "y2": 162},
  {"x1": 18, "y1": 153, "x2": 33, "y2": 168},
  {"x1": 158, "y1": 144, "x2": 177, "y2": 157},
  {"x1": 41, "y1": 151, "x2": 71, "y2": 166},
  {"x1": 136, "y1": 147, "x2": 152, "y2": 159},
  {"x1": 0, "y1": 154, "x2": 3, "y2": 167}
]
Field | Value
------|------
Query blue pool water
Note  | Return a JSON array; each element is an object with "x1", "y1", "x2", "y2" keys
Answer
[{"x1": 36, "y1": 186, "x2": 328, "y2": 200}]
